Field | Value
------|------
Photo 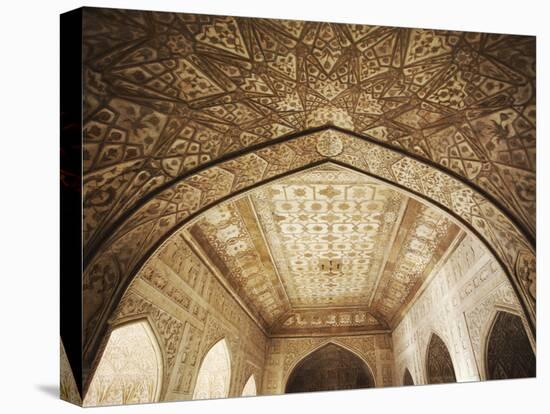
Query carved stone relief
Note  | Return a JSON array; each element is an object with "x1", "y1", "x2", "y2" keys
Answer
[
  {"x1": 82, "y1": 9, "x2": 535, "y2": 255},
  {"x1": 262, "y1": 334, "x2": 391, "y2": 394},
  {"x1": 192, "y1": 339, "x2": 231, "y2": 400},
  {"x1": 392, "y1": 234, "x2": 529, "y2": 385},
  {"x1": 85, "y1": 235, "x2": 267, "y2": 404},
  {"x1": 285, "y1": 343, "x2": 374, "y2": 393},
  {"x1": 272, "y1": 308, "x2": 387, "y2": 335},
  {"x1": 83, "y1": 131, "x2": 535, "y2": 376},
  {"x1": 83, "y1": 320, "x2": 162, "y2": 407},
  {"x1": 190, "y1": 163, "x2": 462, "y2": 333},
  {"x1": 426, "y1": 334, "x2": 456, "y2": 384},
  {"x1": 464, "y1": 282, "x2": 523, "y2": 376},
  {"x1": 75, "y1": 9, "x2": 536, "y2": 406},
  {"x1": 486, "y1": 312, "x2": 535, "y2": 379}
]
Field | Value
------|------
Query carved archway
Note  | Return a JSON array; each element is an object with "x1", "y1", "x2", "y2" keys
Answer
[
  {"x1": 280, "y1": 339, "x2": 377, "y2": 392},
  {"x1": 83, "y1": 319, "x2": 163, "y2": 407},
  {"x1": 285, "y1": 342, "x2": 375, "y2": 393},
  {"x1": 403, "y1": 368, "x2": 414, "y2": 386},
  {"x1": 192, "y1": 338, "x2": 232, "y2": 400},
  {"x1": 486, "y1": 311, "x2": 535, "y2": 380},
  {"x1": 425, "y1": 333, "x2": 457, "y2": 384},
  {"x1": 82, "y1": 128, "x2": 536, "y2": 388}
]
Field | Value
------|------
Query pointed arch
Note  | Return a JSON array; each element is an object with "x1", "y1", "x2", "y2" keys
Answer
[
  {"x1": 485, "y1": 311, "x2": 536, "y2": 380},
  {"x1": 192, "y1": 338, "x2": 231, "y2": 400},
  {"x1": 403, "y1": 368, "x2": 414, "y2": 386},
  {"x1": 425, "y1": 333, "x2": 456, "y2": 384},
  {"x1": 285, "y1": 342, "x2": 375, "y2": 393},
  {"x1": 83, "y1": 319, "x2": 163, "y2": 407},
  {"x1": 241, "y1": 374, "x2": 257, "y2": 397},
  {"x1": 282, "y1": 339, "x2": 377, "y2": 389},
  {"x1": 82, "y1": 128, "x2": 536, "y2": 384}
]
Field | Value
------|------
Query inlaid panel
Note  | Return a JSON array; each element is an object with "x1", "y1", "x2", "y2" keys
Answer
[
  {"x1": 251, "y1": 165, "x2": 406, "y2": 308},
  {"x1": 190, "y1": 164, "x2": 462, "y2": 331}
]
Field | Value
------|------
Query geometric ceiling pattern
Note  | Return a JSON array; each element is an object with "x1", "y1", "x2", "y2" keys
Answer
[
  {"x1": 83, "y1": 8, "x2": 535, "y2": 261},
  {"x1": 190, "y1": 164, "x2": 462, "y2": 333},
  {"x1": 80, "y1": 6, "x2": 535, "y2": 373},
  {"x1": 80, "y1": 124, "x2": 535, "y2": 376},
  {"x1": 250, "y1": 166, "x2": 407, "y2": 309}
]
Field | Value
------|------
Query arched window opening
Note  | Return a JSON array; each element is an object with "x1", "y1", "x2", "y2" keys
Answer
[
  {"x1": 403, "y1": 368, "x2": 414, "y2": 386},
  {"x1": 486, "y1": 311, "x2": 535, "y2": 379},
  {"x1": 242, "y1": 374, "x2": 257, "y2": 397},
  {"x1": 192, "y1": 339, "x2": 231, "y2": 400},
  {"x1": 426, "y1": 334, "x2": 456, "y2": 384},
  {"x1": 83, "y1": 320, "x2": 162, "y2": 407},
  {"x1": 285, "y1": 343, "x2": 374, "y2": 393}
]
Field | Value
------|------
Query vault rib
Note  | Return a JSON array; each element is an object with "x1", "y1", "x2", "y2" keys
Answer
[
  {"x1": 182, "y1": 231, "x2": 270, "y2": 335},
  {"x1": 367, "y1": 197, "x2": 410, "y2": 306},
  {"x1": 388, "y1": 229, "x2": 466, "y2": 329},
  {"x1": 247, "y1": 189, "x2": 298, "y2": 309},
  {"x1": 237, "y1": 195, "x2": 293, "y2": 310}
]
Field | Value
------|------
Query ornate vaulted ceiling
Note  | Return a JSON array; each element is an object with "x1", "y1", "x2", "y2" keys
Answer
[
  {"x1": 250, "y1": 166, "x2": 406, "y2": 309},
  {"x1": 80, "y1": 7, "x2": 536, "y2": 353},
  {"x1": 188, "y1": 164, "x2": 462, "y2": 334},
  {"x1": 83, "y1": 8, "x2": 535, "y2": 261}
]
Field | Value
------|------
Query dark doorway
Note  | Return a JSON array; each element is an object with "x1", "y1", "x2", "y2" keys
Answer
[
  {"x1": 285, "y1": 343, "x2": 374, "y2": 393},
  {"x1": 486, "y1": 311, "x2": 535, "y2": 379},
  {"x1": 426, "y1": 334, "x2": 457, "y2": 384}
]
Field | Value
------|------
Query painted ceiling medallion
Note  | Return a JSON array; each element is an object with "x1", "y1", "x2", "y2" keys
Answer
[{"x1": 316, "y1": 132, "x2": 344, "y2": 157}]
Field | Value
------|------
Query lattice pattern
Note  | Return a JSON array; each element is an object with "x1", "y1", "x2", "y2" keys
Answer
[
  {"x1": 426, "y1": 334, "x2": 457, "y2": 384},
  {"x1": 486, "y1": 312, "x2": 535, "y2": 379},
  {"x1": 83, "y1": 130, "x2": 535, "y2": 376},
  {"x1": 251, "y1": 166, "x2": 406, "y2": 307},
  {"x1": 80, "y1": 8, "x2": 536, "y2": 383},
  {"x1": 83, "y1": 321, "x2": 161, "y2": 407},
  {"x1": 82, "y1": 9, "x2": 536, "y2": 255}
]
